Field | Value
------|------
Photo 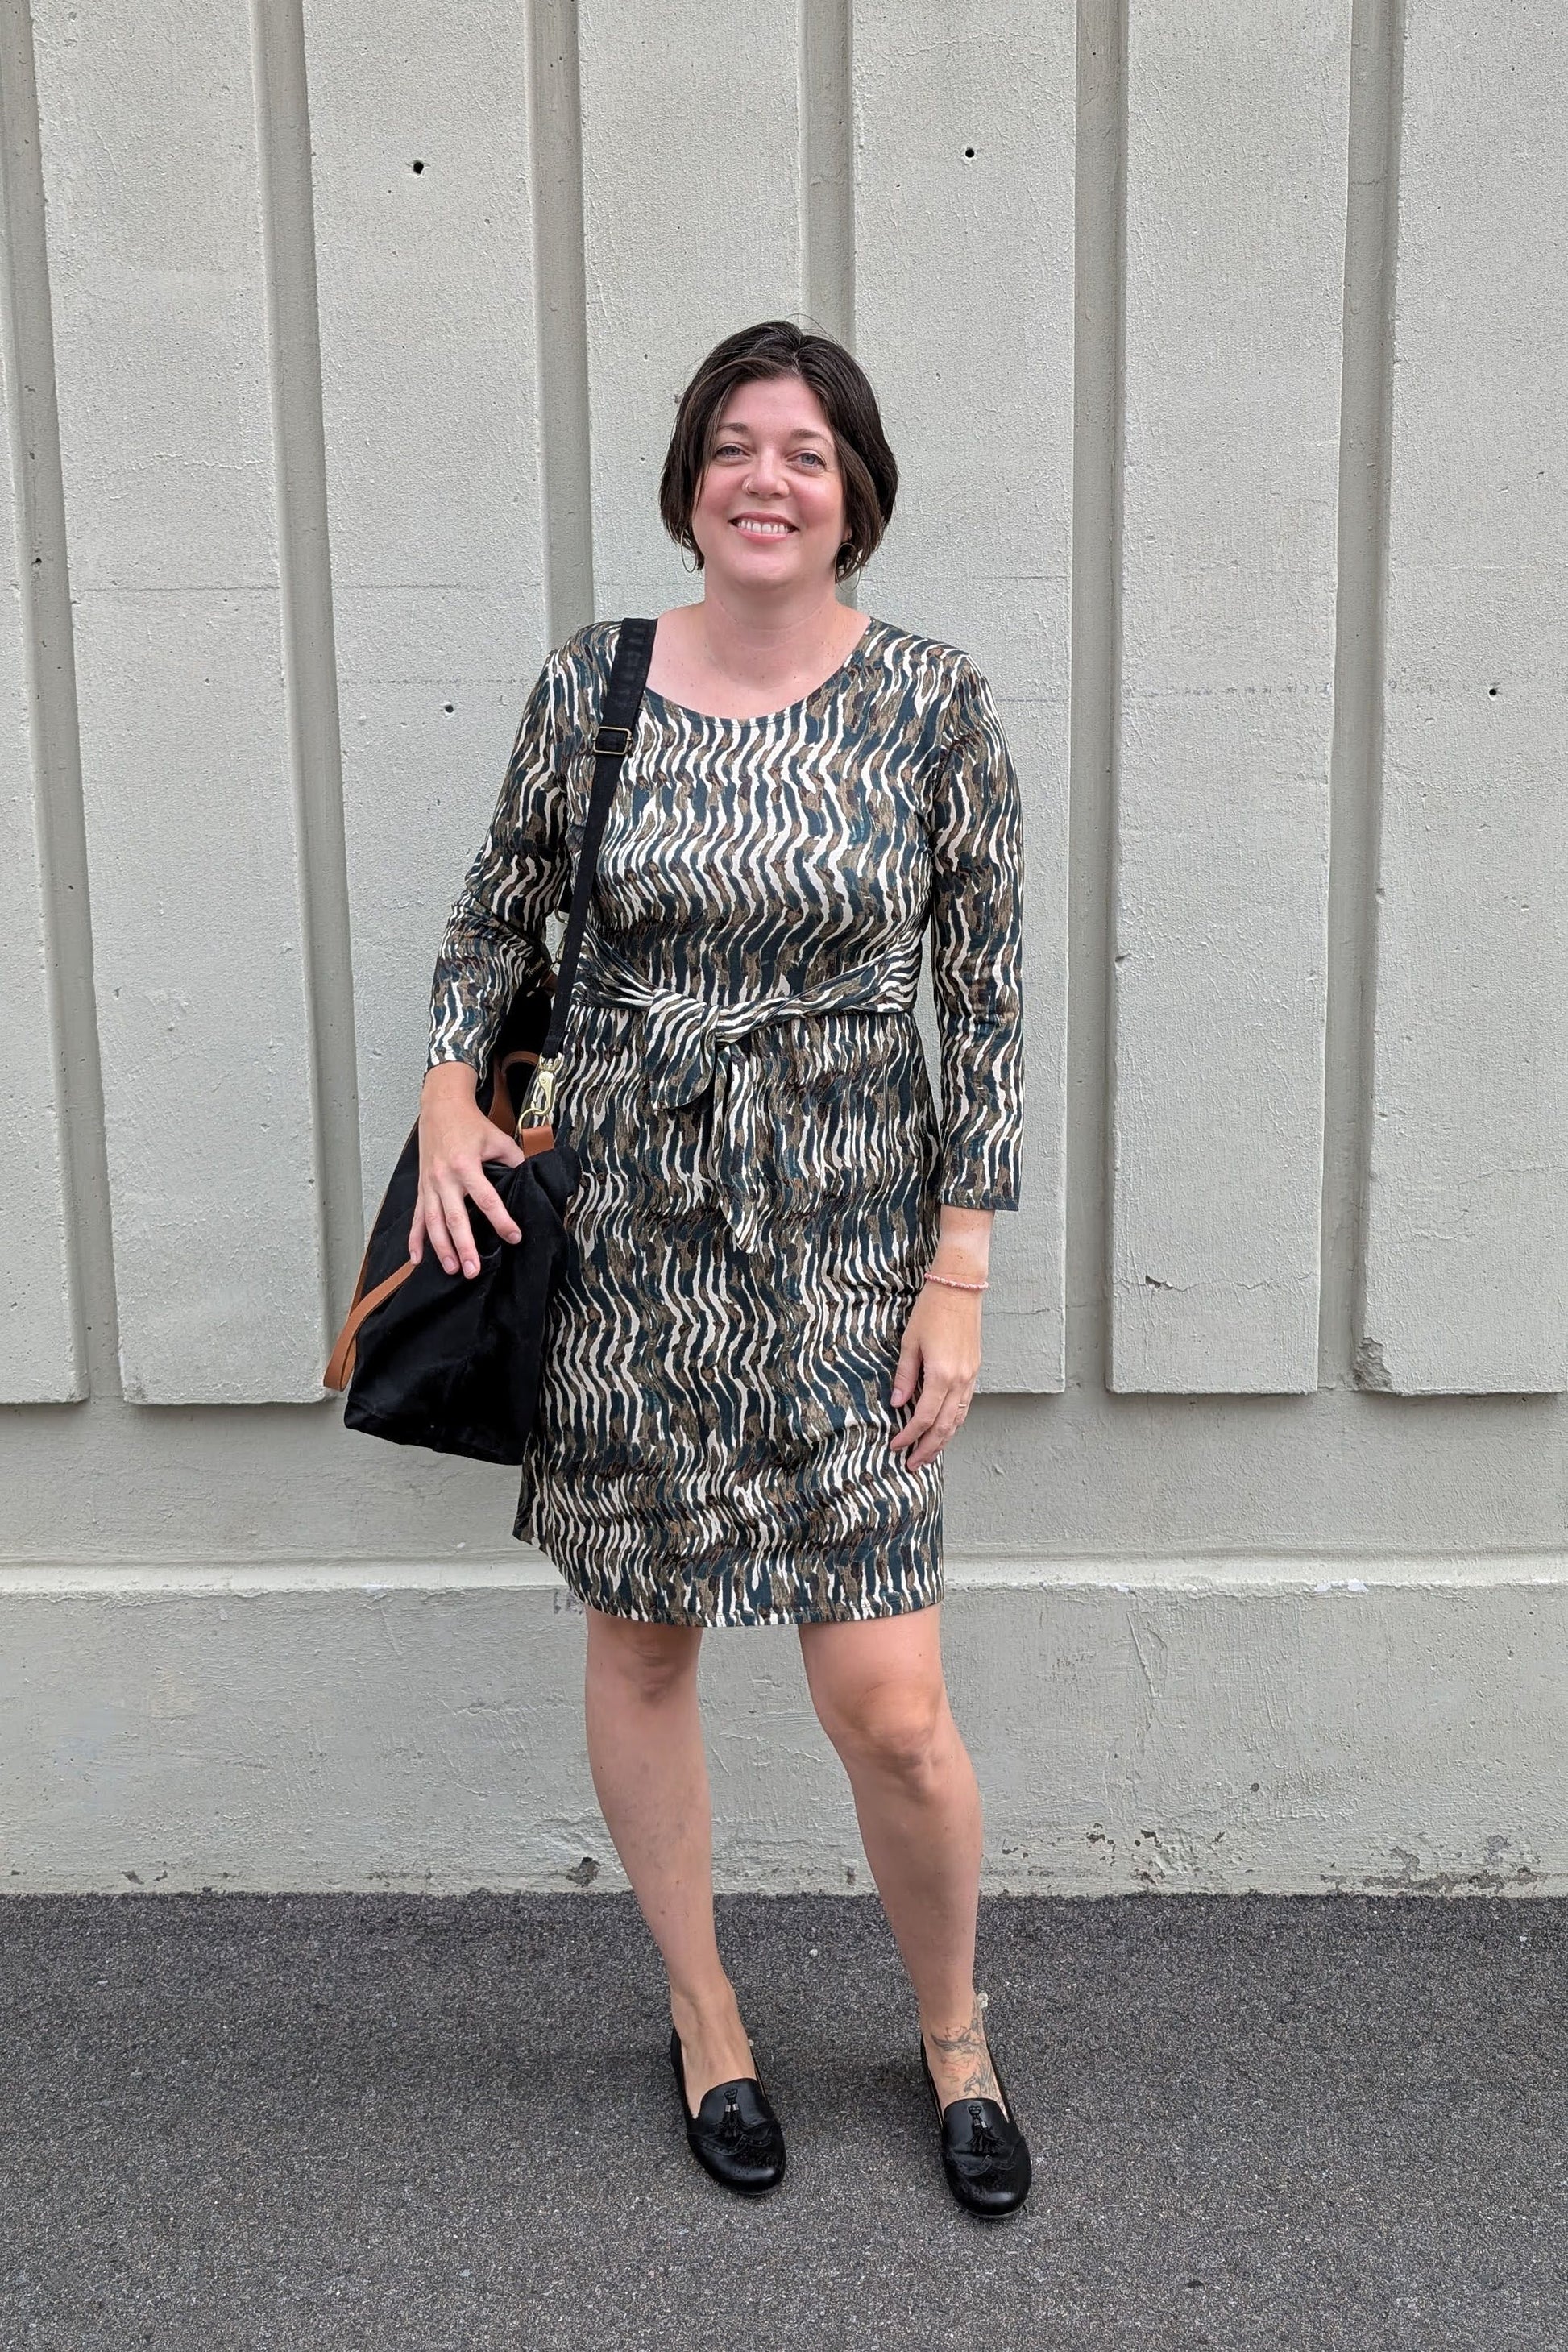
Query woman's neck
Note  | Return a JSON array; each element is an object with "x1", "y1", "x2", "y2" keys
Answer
[{"x1": 649, "y1": 591, "x2": 867, "y2": 712}]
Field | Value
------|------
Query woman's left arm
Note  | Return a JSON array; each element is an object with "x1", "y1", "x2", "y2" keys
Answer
[{"x1": 890, "y1": 657, "x2": 1025, "y2": 1472}]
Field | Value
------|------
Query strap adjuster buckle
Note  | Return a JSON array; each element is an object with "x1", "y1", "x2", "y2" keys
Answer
[{"x1": 593, "y1": 724, "x2": 635, "y2": 757}]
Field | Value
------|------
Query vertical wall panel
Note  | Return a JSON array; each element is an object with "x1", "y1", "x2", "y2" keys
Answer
[
  {"x1": 0, "y1": 132, "x2": 81, "y2": 1400},
  {"x1": 1110, "y1": 4, "x2": 1351, "y2": 1392},
  {"x1": 1359, "y1": 1, "x2": 1568, "y2": 1395},
  {"x1": 31, "y1": 2, "x2": 326, "y2": 1401},
  {"x1": 302, "y1": 1, "x2": 550, "y2": 1224},
  {"x1": 854, "y1": 0, "x2": 1075, "y2": 1394},
  {"x1": 578, "y1": 0, "x2": 804, "y2": 616}
]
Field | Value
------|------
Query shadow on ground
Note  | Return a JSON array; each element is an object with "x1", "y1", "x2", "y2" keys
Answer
[{"x1": 2, "y1": 1891, "x2": 1565, "y2": 2350}]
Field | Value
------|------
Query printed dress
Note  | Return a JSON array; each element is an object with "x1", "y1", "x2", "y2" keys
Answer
[{"x1": 426, "y1": 614, "x2": 1024, "y2": 1628}]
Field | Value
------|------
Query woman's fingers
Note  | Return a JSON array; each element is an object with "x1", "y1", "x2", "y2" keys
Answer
[
  {"x1": 890, "y1": 1371, "x2": 937, "y2": 1454},
  {"x1": 468, "y1": 1167, "x2": 523, "y2": 1250},
  {"x1": 890, "y1": 1287, "x2": 982, "y2": 1465},
  {"x1": 893, "y1": 1383, "x2": 959, "y2": 1458},
  {"x1": 412, "y1": 1089, "x2": 530, "y2": 1277},
  {"x1": 913, "y1": 1407, "x2": 969, "y2": 1469},
  {"x1": 890, "y1": 1315, "x2": 977, "y2": 1467},
  {"x1": 892, "y1": 1379, "x2": 969, "y2": 1469},
  {"x1": 890, "y1": 1336, "x2": 923, "y2": 1409},
  {"x1": 427, "y1": 1155, "x2": 527, "y2": 1279},
  {"x1": 421, "y1": 1188, "x2": 461, "y2": 1277},
  {"x1": 435, "y1": 1177, "x2": 486, "y2": 1279}
]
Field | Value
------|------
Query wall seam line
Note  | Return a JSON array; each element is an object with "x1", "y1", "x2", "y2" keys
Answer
[
  {"x1": 0, "y1": 0, "x2": 117, "y2": 1399},
  {"x1": 1071, "y1": 0, "x2": 1127, "y2": 1401},
  {"x1": 1323, "y1": 0, "x2": 1404, "y2": 1392},
  {"x1": 800, "y1": 0, "x2": 855, "y2": 351},
  {"x1": 249, "y1": 0, "x2": 362, "y2": 1350},
  {"x1": 529, "y1": 0, "x2": 595, "y2": 643}
]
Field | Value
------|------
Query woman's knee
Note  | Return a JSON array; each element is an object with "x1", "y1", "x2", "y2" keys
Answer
[
  {"x1": 585, "y1": 1608, "x2": 701, "y2": 1707},
  {"x1": 815, "y1": 1670, "x2": 950, "y2": 1786},
  {"x1": 800, "y1": 1612, "x2": 952, "y2": 1781}
]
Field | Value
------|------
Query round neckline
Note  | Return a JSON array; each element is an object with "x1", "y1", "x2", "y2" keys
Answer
[{"x1": 639, "y1": 614, "x2": 882, "y2": 726}]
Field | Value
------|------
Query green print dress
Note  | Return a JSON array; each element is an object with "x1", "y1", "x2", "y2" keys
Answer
[{"x1": 426, "y1": 615, "x2": 1025, "y2": 1628}]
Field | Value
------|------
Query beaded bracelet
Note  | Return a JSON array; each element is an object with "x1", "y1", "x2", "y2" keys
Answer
[{"x1": 924, "y1": 1270, "x2": 989, "y2": 1292}]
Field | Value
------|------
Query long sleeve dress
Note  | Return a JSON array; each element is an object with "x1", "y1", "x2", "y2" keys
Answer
[{"x1": 426, "y1": 614, "x2": 1024, "y2": 1628}]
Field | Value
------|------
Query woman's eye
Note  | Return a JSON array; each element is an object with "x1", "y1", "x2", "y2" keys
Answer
[{"x1": 796, "y1": 451, "x2": 826, "y2": 467}]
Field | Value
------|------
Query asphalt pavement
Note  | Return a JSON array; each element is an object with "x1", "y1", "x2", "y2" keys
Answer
[{"x1": 3, "y1": 1889, "x2": 1565, "y2": 2350}]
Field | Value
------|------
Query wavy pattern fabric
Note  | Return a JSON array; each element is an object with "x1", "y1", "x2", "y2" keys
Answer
[{"x1": 426, "y1": 615, "x2": 1025, "y2": 1626}]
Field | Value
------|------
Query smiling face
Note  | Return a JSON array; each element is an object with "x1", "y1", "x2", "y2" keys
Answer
[{"x1": 688, "y1": 372, "x2": 848, "y2": 595}]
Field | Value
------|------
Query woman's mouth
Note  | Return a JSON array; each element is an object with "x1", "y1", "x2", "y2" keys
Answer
[{"x1": 731, "y1": 516, "x2": 796, "y2": 539}]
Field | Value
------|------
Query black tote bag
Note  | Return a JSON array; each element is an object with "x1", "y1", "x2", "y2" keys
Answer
[{"x1": 321, "y1": 617, "x2": 657, "y2": 1463}]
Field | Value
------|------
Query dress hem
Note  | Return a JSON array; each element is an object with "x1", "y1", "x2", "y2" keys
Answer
[
  {"x1": 554, "y1": 1573, "x2": 945, "y2": 1631},
  {"x1": 516, "y1": 1524, "x2": 944, "y2": 1628}
]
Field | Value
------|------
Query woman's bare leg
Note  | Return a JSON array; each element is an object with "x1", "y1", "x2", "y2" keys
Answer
[
  {"x1": 582, "y1": 1604, "x2": 755, "y2": 2105},
  {"x1": 798, "y1": 1603, "x2": 1003, "y2": 2110}
]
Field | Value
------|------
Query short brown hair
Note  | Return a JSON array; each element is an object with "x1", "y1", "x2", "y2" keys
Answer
[{"x1": 659, "y1": 321, "x2": 898, "y2": 583}]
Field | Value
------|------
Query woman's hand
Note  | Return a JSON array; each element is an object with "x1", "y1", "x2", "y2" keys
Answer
[
  {"x1": 888, "y1": 1209, "x2": 993, "y2": 1471},
  {"x1": 888, "y1": 1284, "x2": 984, "y2": 1471},
  {"x1": 409, "y1": 1060, "x2": 528, "y2": 1280}
]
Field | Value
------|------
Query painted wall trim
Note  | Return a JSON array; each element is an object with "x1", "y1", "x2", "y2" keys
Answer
[{"x1": 6, "y1": 1554, "x2": 1563, "y2": 1900}]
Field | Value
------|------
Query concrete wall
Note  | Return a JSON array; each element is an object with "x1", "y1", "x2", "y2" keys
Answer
[{"x1": 2, "y1": 0, "x2": 1566, "y2": 1894}]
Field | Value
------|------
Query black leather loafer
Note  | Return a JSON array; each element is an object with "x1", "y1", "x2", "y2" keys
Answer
[
  {"x1": 670, "y1": 2026, "x2": 786, "y2": 2196},
  {"x1": 920, "y1": 2035, "x2": 1032, "y2": 2218}
]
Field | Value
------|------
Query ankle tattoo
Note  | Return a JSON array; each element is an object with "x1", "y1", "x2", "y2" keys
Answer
[{"x1": 924, "y1": 1992, "x2": 998, "y2": 2100}]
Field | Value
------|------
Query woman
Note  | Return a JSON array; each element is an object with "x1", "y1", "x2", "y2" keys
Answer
[{"x1": 413, "y1": 321, "x2": 1028, "y2": 2217}]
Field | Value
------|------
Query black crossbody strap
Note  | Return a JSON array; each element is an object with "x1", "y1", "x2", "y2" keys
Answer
[{"x1": 515, "y1": 616, "x2": 656, "y2": 1135}]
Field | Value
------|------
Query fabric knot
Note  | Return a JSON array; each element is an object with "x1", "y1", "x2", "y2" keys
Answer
[
  {"x1": 577, "y1": 925, "x2": 923, "y2": 1263},
  {"x1": 639, "y1": 985, "x2": 799, "y2": 1117}
]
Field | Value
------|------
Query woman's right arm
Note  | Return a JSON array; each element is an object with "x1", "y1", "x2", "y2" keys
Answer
[{"x1": 413, "y1": 645, "x2": 577, "y2": 1280}]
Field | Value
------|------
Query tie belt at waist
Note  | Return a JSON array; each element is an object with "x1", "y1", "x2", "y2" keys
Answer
[{"x1": 575, "y1": 928, "x2": 923, "y2": 1257}]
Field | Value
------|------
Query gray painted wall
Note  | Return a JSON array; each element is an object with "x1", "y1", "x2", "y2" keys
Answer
[{"x1": 2, "y1": 0, "x2": 1565, "y2": 1893}]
